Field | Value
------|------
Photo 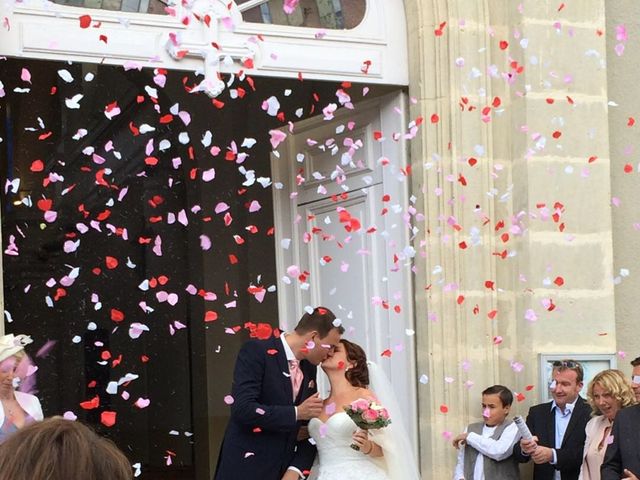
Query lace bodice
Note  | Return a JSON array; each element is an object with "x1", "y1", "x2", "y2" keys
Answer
[{"x1": 308, "y1": 412, "x2": 390, "y2": 480}]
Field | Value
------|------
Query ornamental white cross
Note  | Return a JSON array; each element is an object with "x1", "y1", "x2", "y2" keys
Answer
[{"x1": 165, "y1": 0, "x2": 260, "y2": 98}]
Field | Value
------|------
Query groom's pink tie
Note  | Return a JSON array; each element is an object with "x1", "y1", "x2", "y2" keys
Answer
[{"x1": 289, "y1": 360, "x2": 303, "y2": 401}]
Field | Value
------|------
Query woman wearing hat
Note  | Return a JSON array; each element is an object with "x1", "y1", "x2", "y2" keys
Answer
[{"x1": 0, "y1": 334, "x2": 43, "y2": 443}]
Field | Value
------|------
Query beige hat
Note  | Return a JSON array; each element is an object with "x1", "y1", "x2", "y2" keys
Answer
[{"x1": 0, "y1": 334, "x2": 33, "y2": 363}]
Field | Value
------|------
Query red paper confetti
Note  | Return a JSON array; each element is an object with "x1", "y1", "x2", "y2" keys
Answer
[
  {"x1": 79, "y1": 396, "x2": 100, "y2": 410},
  {"x1": 105, "y1": 256, "x2": 118, "y2": 269},
  {"x1": 79, "y1": 14, "x2": 91, "y2": 28},
  {"x1": 101, "y1": 411, "x2": 116, "y2": 427},
  {"x1": 110, "y1": 309, "x2": 124, "y2": 322}
]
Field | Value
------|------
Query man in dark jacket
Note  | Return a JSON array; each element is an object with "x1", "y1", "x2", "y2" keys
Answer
[
  {"x1": 513, "y1": 360, "x2": 591, "y2": 480},
  {"x1": 214, "y1": 307, "x2": 343, "y2": 480}
]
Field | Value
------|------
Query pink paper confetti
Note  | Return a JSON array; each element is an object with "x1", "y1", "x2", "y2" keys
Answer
[
  {"x1": 20, "y1": 68, "x2": 31, "y2": 83},
  {"x1": 269, "y1": 129, "x2": 287, "y2": 149},
  {"x1": 134, "y1": 397, "x2": 151, "y2": 409},
  {"x1": 283, "y1": 0, "x2": 300, "y2": 14}
]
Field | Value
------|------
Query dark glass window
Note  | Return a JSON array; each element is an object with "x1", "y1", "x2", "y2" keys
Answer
[
  {"x1": 0, "y1": 57, "x2": 343, "y2": 478},
  {"x1": 46, "y1": 0, "x2": 366, "y2": 25},
  {"x1": 52, "y1": 0, "x2": 167, "y2": 14}
]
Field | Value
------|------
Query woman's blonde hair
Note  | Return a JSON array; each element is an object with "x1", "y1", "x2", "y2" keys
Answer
[
  {"x1": 587, "y1": 369, "x2": 636, "y2": 416},
  {"x1": 0, "y1": 417, "x2": 132, "y2": 480}
]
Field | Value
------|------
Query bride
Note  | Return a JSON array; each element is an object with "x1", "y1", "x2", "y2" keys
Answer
[{"x1": 307, "y1": 339, "x2": 421, "y2": 480}]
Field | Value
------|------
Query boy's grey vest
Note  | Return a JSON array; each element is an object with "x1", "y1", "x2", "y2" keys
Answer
[{"x1": 463, "y1": 420, "x2": 520, "y2": 480}]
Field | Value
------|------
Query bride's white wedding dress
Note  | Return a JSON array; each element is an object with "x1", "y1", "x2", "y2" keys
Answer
[
  {"x1": 308, "y1": 362, "x2": 421, "y2": 480},
  {"x1": 308, "y1": 412, "x2": 390, "y2": 480}
]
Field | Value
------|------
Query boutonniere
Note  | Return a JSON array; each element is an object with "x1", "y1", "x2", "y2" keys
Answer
[{"x1": 308, "y1": 380, "x2": 316, "y2": 389}]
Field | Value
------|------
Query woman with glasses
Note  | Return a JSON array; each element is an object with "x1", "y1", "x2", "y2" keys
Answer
[{"x1": 578, "y1": 369, "x2": 636, "y2": 480}]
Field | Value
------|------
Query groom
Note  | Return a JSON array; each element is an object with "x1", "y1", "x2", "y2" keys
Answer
[{"x1": 214, "y1": 307, "x2": 343, "y2": 480}]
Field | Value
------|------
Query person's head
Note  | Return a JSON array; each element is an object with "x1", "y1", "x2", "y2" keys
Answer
[
  {"x1": 0, "y1": 417, "x2": 132, "y2": 480},
  {"x1": 0, "y1": 352, "x2": 23, "y2": 389},
  {"x1": 630, "y1": 356, "x2": 640, "y2": 402},
  {"x1": 550, "y1": 360, "x2": 584, "y2": 409},
  {"x1": 586, "y1": 369, "x2": 635, "y2": 421},
  {"x1": 322, "y1": 339, "x2": 369, "y2": 387},
  {"x1": 481, "y1": 385, "x2": 513, "y2": 427},
  {"x1": 294, "y1": 307, "x2": 344, "y2": 365},
  {"x1": 0, "y1": 334, "x2": 32, "y2": 390}
]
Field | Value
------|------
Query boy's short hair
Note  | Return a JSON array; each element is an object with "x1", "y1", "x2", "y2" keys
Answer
[
  {"x1": 630, "y1": 356, "x2": 640, "y2": 367},
  {"x1": 482, "y1": 384, "x2": 513, "y2": 407}
]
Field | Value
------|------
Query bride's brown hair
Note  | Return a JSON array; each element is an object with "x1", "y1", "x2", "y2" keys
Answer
[{"x1": 342, "y1": 339, "x2": 370, "y2": 388}]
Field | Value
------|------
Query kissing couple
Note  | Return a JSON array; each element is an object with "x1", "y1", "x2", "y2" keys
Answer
[{"x1": 214, "y1": 306, "x2": 421, "y2": 480}]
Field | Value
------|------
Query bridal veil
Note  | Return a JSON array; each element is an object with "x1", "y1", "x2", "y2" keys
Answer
[{"x1": 366, "y1": 361, "x2": 422, "y2": 480}]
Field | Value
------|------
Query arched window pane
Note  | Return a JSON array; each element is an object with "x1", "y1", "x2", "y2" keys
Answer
[
  {"x1": 238, "y1": 0, "x2": 366, "y2": 30},
  {"x1": 51, "y1": 0, "x2": 167, "y2": 15},
  {"x1": 47, "y1": 0, "x2": 367, "y2": 21}
]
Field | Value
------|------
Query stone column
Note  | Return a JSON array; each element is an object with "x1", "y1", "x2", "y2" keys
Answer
[{"x1": 405, "y1": 0, "x2": 614, "y2": 476}]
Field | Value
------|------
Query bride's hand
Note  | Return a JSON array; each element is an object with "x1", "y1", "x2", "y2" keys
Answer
[
  {"x1": 452, "y1": 432, "x2": 468, "y2": 449},
  {"x1": 351, "y1": 429, "x2": 371, "y2": 452}
]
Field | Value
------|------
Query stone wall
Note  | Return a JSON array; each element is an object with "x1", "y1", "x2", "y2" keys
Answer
[{"x1": 405, "y1": 0, "x2": 615, "y2": 476}]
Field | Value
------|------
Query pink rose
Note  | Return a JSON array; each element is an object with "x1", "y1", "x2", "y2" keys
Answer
[
  {"x1": 378, "y1": 408, "x2": 390, "y2": 420},
  {"x1": 361, "y1": 408, "x2": 379, "y2": 423},
  {"x1": 351, "y1": 399, "x2": 370, "y2": 412}
]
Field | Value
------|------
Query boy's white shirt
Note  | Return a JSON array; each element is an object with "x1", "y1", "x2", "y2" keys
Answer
[{"x1": 453, "y1": 421, "x2": 520, "y2": 480}]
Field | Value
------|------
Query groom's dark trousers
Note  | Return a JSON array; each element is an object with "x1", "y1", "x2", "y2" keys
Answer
[{"x1": 214, "y1": 336, "x2": 317, "y2": 480}]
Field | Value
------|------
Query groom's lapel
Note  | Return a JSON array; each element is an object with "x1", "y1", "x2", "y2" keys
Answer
[{"x1": 272, "y1": 336, "x2": 294, "y2": 403}]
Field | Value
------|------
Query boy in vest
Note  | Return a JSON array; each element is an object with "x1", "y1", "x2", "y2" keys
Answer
[{"x1": 452, "y1": 384, "x2": 521, "y2": 480}]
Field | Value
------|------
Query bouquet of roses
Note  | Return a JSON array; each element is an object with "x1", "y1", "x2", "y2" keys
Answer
[{"x1": 343, "y1": 398, "x2": 391, "y2": 450}]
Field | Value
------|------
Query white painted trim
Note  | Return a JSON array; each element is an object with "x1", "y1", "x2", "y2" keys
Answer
[{"x1": 0, "y1": 0, "x2": 408, "y2": 93}]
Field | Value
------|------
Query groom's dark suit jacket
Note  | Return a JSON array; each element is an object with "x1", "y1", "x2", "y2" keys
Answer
[
  {"x1": 513, "y1": 396, "x2": 591, "y2": 480},
  {"x1": 601, "y1": 404, "x2": 640, "y2": 479},
  {"x1": 214, "y1": 336, "x2": 317, "y2": 480}
]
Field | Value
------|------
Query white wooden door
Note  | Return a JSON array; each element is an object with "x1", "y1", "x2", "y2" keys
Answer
[{"x1": 271, "y1": 91, "x2": 418, "y2": 449}]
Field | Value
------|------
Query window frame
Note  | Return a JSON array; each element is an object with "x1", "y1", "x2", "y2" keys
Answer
[{"x1": 0, "y1": 0, "x2": 408, "y2": 97}]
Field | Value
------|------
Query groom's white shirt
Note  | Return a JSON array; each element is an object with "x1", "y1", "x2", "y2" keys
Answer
[
  {"x1": 281, "y1": 334, "x2": 306, "y2": 480},
  {"x1": 281, "y1": 334, "x2": 299, "y2": 421},
  {"x1": 281, "y1": 333, "x2": 296, "y2": 362}
]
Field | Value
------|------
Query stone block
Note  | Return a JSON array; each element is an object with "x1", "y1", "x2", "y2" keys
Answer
[
  {"x1": 523, "y1": 237, "x2": 612, "y2": 290},
  {"x1": 520, "y1": 23, "x2": 608, "y2": 97},
  {"x1": 520, "y1": 0, "x2": 605, "y2": 24},
  {"x1": 523, "y1": 157, "x2": 612, "y2": 234},
  {"x1": 517, "y1": 291, "x2": 616, "y2": 348}
]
